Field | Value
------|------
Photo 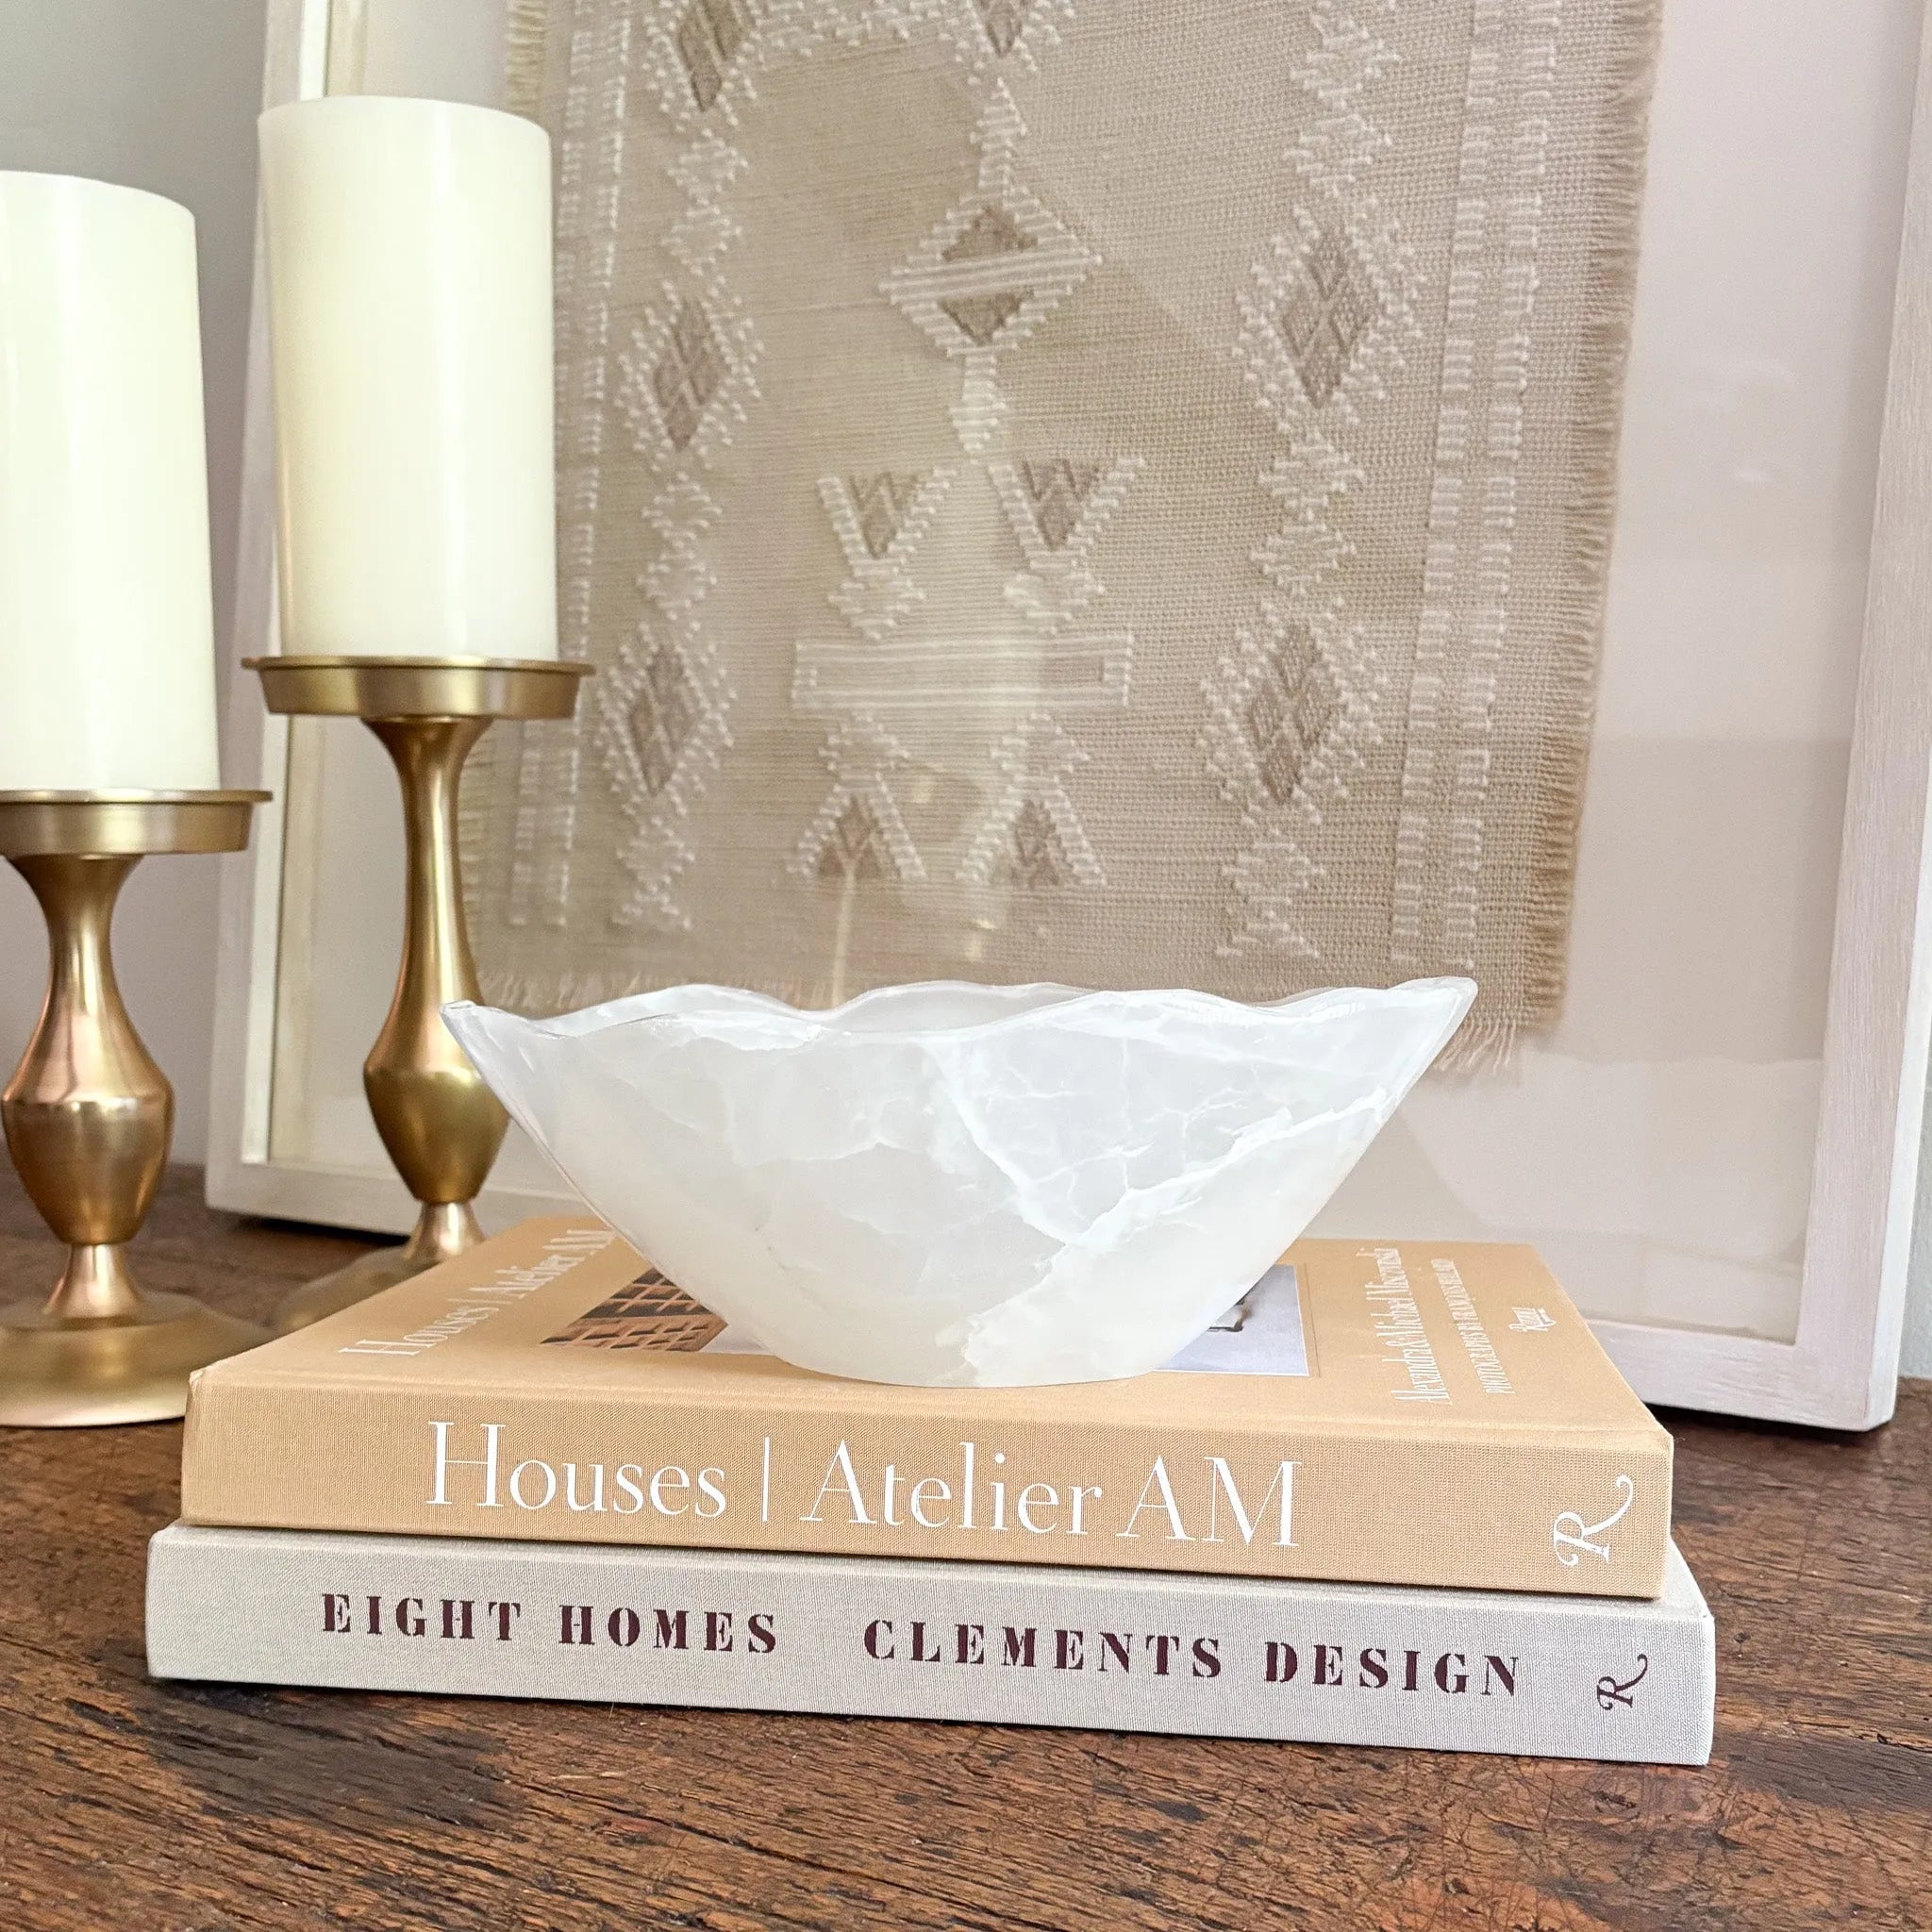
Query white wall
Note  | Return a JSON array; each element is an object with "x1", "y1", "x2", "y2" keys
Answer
[
  {"x1": 1907, "y1": 1122, "x2": 1932, "y2": 1378},
  {"x1": 0, "y1": 0, "x2": 269, "y2": 1161}
]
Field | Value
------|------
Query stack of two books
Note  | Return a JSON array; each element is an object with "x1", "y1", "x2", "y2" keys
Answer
[{"x1": 148, "y1": 1223, "x2": 1714, "y2": 1763}]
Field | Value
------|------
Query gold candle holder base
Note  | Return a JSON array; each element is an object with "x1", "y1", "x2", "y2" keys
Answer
[
  {"x1": 247, "y1": 657, "x2": 591, "y2": 1334},
  {"x1": 271, "y1": 1201, "x2": 479, "y2": 1334},
  {"x1": 0, "y1": 791, "x2": 270, "y2": 1426}
]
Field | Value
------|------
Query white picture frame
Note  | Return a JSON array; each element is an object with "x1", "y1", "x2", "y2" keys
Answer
[{"x1": 208, "y1": 0, "x2": 1932, "y2": 1429}]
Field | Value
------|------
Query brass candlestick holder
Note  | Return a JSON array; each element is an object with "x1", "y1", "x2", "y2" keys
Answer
[
  {"x1": 248, "y1": 656, "x2": 590, "y2": 1333},
  {"x1": 0, "y1": 790, "x2": 271, "y2": 1426}
]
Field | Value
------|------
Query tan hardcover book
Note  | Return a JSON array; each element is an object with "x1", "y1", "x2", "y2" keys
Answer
[{"x1": 182, "y1": 1220, "x2": 1672, "y2": 1597}]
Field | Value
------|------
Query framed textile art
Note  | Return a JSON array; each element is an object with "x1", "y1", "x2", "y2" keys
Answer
[
  {"x1": 210, "y1": 0, "x2": 1932, "y2": 1429},
  {"x1": 456, "y1": 0, "x2": 1652, "y2": 1066}
]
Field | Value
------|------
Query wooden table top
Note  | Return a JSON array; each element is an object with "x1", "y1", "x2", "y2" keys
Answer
[{"x1": 1, "y1": 1170, "x2": 1927, "y2": 1932}]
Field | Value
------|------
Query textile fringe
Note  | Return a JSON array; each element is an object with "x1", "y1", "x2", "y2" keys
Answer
[
  {"x1": 1520, "y1": 0, "x2": 1664, "y2": 1032},
  {"x1": 456, "y1": 733, "x2": 495, "y2": 908},
  {"x1": 503, "y1": 0, "x2": 551, "y2": 120},
  {"x1": 1432, "y1": 1014, "x2": 1521, "y2": 1079}
]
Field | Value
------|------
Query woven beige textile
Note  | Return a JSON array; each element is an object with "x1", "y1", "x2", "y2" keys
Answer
[{"x1": 466, "y1": 0, "x2": 1659, "y2": 1058}]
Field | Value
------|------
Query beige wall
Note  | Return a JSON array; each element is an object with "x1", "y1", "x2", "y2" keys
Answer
[{"x1": 0, "y1": 0, "x2": 268, "y2": 1161}]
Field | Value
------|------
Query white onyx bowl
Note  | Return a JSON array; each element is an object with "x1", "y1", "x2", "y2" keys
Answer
[{"x1": 444, "y1": 976, "x2": 1475, "y2": 1388}]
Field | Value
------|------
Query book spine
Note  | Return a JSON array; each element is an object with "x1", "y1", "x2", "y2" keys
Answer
[
  {"x1": 145, "y1": 1525, "x2": 1713, "y2": 1764},
  {"x1": 181, "y1": 1374, "x2": 1673, "y2": 1595}
]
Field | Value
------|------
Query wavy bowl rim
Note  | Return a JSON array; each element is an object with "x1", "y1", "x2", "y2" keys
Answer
[{"x1": 445, "y1": 974, "x2": 1478, "y2": 1054}]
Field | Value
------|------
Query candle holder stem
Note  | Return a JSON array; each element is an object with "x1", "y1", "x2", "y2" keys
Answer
[
  {"x1": 9, "y1": 854, "x2": 166, "y2": 1307},
  {"x1": 273, "y1": 717, "x2": 506, "y2": 1332},
  {"x1": 0, "y1": 791, "x2": 269, "y2": 1425},
  {"x1": 250, "y1": 658, "x2": 591, "y2": 1334},
  {"x1": 369, "y1": 716, "x2": 505, "y2": 1215}
]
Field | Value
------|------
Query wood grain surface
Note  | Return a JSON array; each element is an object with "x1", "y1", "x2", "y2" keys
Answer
[{"x1": 0, "y1": 1170, "x2": 1926, "y2": 1931}]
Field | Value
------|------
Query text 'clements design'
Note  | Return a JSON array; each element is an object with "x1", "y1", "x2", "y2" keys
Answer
[{"x1": 306, "y1": 1588, "x2": 1522, "y2": 1698}]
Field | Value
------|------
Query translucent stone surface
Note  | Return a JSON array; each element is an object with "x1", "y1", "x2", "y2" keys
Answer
[{"x1": 444, "y1": 977, "x2": 1475, "y2": 1388}]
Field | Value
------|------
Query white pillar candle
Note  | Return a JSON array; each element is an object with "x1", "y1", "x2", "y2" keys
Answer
[
  {"x1": 0, "y1": 175, "x2": 221, "y2": 791},
  {"x1": 258, "y1": 97, "x2": 558, "y2": 660}
]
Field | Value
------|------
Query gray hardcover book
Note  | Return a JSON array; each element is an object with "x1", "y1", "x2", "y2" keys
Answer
[{"x1": 146, "y1": 1524, "x2": 1714, "y2": 1764}]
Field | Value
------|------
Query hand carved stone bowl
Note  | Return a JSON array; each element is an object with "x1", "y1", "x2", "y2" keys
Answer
[{"x1": 444, "y1": 976, "x2": 1475, "y2": 1388}]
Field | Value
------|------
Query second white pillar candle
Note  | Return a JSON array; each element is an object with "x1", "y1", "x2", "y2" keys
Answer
[{"x1": 258, "y1": 96, "x2": 558, "y2": 660}]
